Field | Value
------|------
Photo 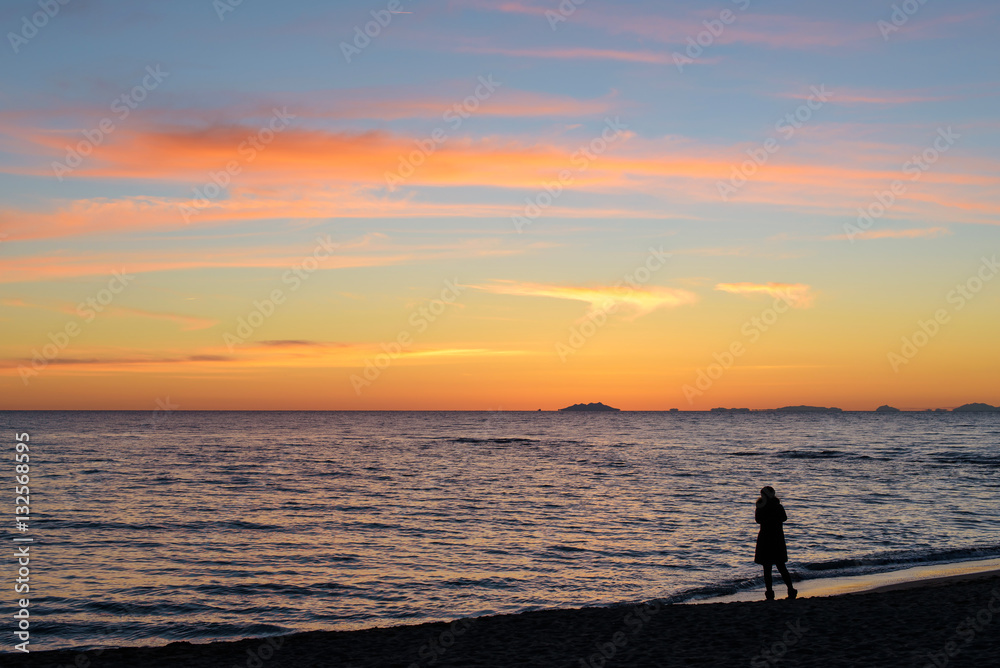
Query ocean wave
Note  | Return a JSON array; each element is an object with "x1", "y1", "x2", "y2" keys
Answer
[
  {"x1": 799, "y1": 543, "x2": 1000, "y2": 573},
  {"x1": 927, "y1": 453, "x2": 1000, "y2": 467},
  {"x1": 451, "y1": 437, "x2": 539, "y2": 444},
  {"x1": 777, "y1": 449, "x2": 848, "y2": 459},
  {"x1": 442, "y1": 577, "x2": 518, "y2": 589}
]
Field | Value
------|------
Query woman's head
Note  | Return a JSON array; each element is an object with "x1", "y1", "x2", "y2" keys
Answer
[{"x1": 757, "y1": 486, "x2": 778, "y2": 508}]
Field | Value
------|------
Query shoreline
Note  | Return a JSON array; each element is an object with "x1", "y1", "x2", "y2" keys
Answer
[
  {"x1": 686, "y1": 556, "x2": 1000, "y2": 604},
  {"x1": 7, "y1": 565, "x2": 1000, "y2": 667}
]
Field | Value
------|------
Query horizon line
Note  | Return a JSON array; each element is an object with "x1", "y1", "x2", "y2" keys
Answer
[{"x1": 1, "y1": 407, "x2": 994, "y2": 413}]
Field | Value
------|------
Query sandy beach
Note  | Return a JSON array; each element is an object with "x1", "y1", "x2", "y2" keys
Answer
[{"x1": 7, "y1": 570, "x2": 999, "y2": 668}]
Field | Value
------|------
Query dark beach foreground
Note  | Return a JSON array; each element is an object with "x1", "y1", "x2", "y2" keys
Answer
[{"x1": 7, "y1": 573, "x2": 1000, "y2": 668}]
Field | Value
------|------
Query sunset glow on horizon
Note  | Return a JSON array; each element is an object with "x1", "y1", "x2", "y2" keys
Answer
[{"x1": 2, "y1": 0, "x2": 999, "y2": 410}]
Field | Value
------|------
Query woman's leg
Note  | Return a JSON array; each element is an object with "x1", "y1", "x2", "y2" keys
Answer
[
  {"x1": 776, "y1": 562, "x2": 796, "y2": 598},
  {"x1": 776, "y1": 562, "x2": 793, "y2": 589},
  {"x1": 762, "y1": 563, "x2": 774, "y2": 590}
]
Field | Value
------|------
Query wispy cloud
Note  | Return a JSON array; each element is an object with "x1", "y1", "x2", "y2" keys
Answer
[
  {"x1": 0, "y1": 342, "x2": 527, "y2": 375},
  {"x1": 456, "y1": 46, "x2": 672, "y2": 64},
  {"x1": 825, "y1": 226, "x2": 951, "y2": 241},
  {"x1": 450, "y1": 0, "x2": 549, "y2": 16},
  {"x1": 4, "y1": 86, "x2": 618, "y2": 126},
  {"x1": 470, "y1": 280, "x2": 698, "y2": 314},
  {"x1": 450, "y1": 2, "x2": 874, "y2": 49},
  {"x1": 715, "y1": 282, "x2": 814, "y2": 308},
  {"x1": 298, "y1": 88, "x2": 618, "y2": 120},
  {"x1": 0, "y1": 235, "x2": 541, "y2": 282},
  {"x1": 777, "y1": 88, "x2": 948, "y2": 106},
  {"x1": 258, "y1": 339, "x2": 334, "y2": 348},
  {"x1": 105, "y1": 306, "x2": 218, "y2": 331},
  {"x1": 526, "y1": 11, "x2": 873, "y2": 49},
  {"x1": 2, "y1": 354, "x2": 236, "y2": 368},
  {"x1": 403, "y1": 348, "x2": 526, "y2": 359},
  {"x1": 0, "y1": 297, "x2": 218, "y2": 329}
]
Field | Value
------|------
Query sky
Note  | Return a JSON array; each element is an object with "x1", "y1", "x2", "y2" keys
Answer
[{"x1": 1, "y1": 0, "x2": 998, "y2": 410}]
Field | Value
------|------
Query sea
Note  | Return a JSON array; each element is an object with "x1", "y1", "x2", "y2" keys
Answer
[{"x1": 2, "y1": 410, "x2": 999, "y2": 652}]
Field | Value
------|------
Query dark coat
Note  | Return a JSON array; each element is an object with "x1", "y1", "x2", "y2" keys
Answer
[{"x1": 754, "y1": 499, "x2": 788, "y2": 564}]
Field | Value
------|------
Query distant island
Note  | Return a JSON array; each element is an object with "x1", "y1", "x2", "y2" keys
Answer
[
  {"x1": 552, "y1": 402, "x2": 999, "y2": 413},
  {"x1": 559, "y1": 402, "x2": 620, "y2": 412},
  {"x1": 953, "y1": 403, "x2": 1000, "y2": 412},
  {"x1": 695, "y1": 403, "x2": 998, "y2": 413}
]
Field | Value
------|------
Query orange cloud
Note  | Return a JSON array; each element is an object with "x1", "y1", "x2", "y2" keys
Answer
[
  {"x1": 4, "y1": 119, "x2": 1000, "y2": 245},
  {"x1": 715, "y1": 282, "x2": 814, "y2": 308},
  {"x1": 22, "y1": 124, "x2": 645, "y2": 188}
]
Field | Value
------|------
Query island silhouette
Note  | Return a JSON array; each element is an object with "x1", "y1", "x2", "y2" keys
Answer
[
  {"x1": 558, "y1": 402, "x2": 621, "y2": 412},
  {"x1": 952, "y1": 403, "x2": 1000, "y2": 412},
  {"x1": 551, "y1": 403, "x2": 998, "y2": 412}
]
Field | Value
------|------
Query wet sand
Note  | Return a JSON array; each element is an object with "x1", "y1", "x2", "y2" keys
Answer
[{"x1": 6, "y1": 571, "x2": 1000, "y2": 667}]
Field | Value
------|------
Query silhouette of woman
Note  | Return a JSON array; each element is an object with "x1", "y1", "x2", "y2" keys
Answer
[{"x1": 754, "y1": 486, "x2": 797, "y2": 600}]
